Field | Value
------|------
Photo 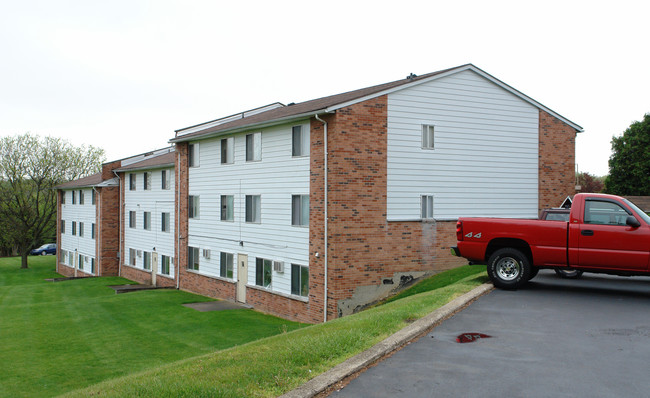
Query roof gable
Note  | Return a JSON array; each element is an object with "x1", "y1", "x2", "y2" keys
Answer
[{"x1": 170, "y1": 64, "x2": 582, "y2": 143}]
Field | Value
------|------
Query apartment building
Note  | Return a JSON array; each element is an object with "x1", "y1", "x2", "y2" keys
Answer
[{"x1": 57, "y1": 64, "x2": 582, "y2": 323}]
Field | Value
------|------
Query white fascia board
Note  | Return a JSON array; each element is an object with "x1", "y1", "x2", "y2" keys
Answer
[
  {"x1": 169, "y1": 110, "x2": 328, "y2": 143},
  {"x1": 327, "y1": 64, "x2": 584, "y2": 133},
  {"x1": 114, "y1": 163, "x2": 175, "y2": 173}
]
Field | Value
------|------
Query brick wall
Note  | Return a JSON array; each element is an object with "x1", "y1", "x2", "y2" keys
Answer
[
  {"x1": 539, "y1": 110, "x2": 578, "y2": 211},
  {"x1": 97, "y1": 186, "x2": 120, "y2": 276},
  {"x1": 121, "y1": 265, "x2": 176, "y2": 287}
]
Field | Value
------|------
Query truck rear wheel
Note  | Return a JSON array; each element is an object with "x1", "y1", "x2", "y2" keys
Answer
[{"x1": 487, "y1": 248, "x2": 531, "y2": 290}]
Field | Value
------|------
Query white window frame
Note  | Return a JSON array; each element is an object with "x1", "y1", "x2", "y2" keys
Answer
[
  {"x1": 161, "y1": 212, "x2": 170, "y2": 232},
  {"x1": 129, "y1": 211, "x2": 136, "y2": 228},
  {"x1": 220, "y1": 252, "x2": 234, "y2": 279},
  {"x1": 143, "y1": 251, "x2": 151, "y2": 270},
  {"x1": 189, "y1": 195, "x2": 200, "y2": 219},
  {"x1": 245, "y1": 195, "x2": 261, "y2": 223},
  {"x1": 91, "y1": 223, "x2": 96, "y2": 240},
  {"x1": 79, "y1": 190, "x2": 84, "y2": 205},
  {"x1": 221, "y1": 195, "x2": 234, "y2": 221},
  {"x1": 221, "y1": 137, "x2": 234, "y2": 164},
  {"x1": 79, "y1": 222, "x2": 84, "y2": 237},
  {"x1": 422, "y1": 124, "x2": 435, "y2": 150},
  {"x1": 144, "y1": 172, "x2": 152, "y2": 190},
  {"x1": 292, "y1": 125, "x2": 309, "y2": 157},
  {"x1": 161, "y1": 255, "x2": 171, "y2": 275},
  {"x1": 161, "y1": 170, "x2": 170, "y2": 190},
  {"x1": 143, "y1": 211, "x2": 151, "y2": 230},
  {"x1": 129, "y1": 248, "x2": 136, "y2": 266},
  {"x1": 189, "y1": 143, "x2": 200, "y2": 167},
  {"x1": 421, "y1": 195, "x2": 434, "y2": 219},
  {"x1": 129, "y1": 174, "x2": 136, "y2": 191},
  {"x1": 291, "y1": 194, "x2": 309, "y2": 226},
  {"x1": 188, "y1": 246, "x2": 199, "y2": 271},
  {"x1": 291, "y1": 263, "x2": 309, "y2": 297},
  {"x1": 245, "y1": 132, "x2": 262, "y2": 162}
]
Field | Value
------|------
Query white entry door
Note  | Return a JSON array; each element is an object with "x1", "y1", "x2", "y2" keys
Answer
[
  {"x1": 152, "y1": 252, "x2": 158, "y2": 286},
  {"x1": 237, "y1": 254, "x2": 248, "y2": 303}
]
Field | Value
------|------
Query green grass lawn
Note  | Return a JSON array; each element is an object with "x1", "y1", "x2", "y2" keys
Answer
[
  {"x1": 64, "y1": 265, "x2": 488, "y2": 398},
  {"x1": 0, "y1": 256, "x2": 305, "y2": 397}
]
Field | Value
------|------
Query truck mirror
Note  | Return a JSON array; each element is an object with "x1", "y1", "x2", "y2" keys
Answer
[{"x1": 626, "y1": 215, "x2": 641, "y2": 228}]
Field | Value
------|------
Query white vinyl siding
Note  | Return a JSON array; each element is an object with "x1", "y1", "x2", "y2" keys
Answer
[
  {"x1": 387, "y1": 69, "x2": 539, "y2": 220},
  {"x1": 187, "y1": 121, "x2": 310, "y2": 293},
  {"x1": 123, "y1": 167, "x2": 175, "y2": 278},
  {"x1": 59, "y1": 187, "x2": 96, "y2": 274}
]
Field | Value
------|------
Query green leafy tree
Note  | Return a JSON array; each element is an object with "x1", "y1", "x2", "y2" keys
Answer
[
  {"x1": 0, "y1": 133, "x2": 105, "y2": 268},
  {"x1": 605, "y1": 113, "x2": 650, "y2": 195}
]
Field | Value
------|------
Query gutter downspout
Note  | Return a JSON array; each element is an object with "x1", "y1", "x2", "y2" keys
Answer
[
  {"x1": 112, "y1": 171, "x2": 122, "y2": 278},
  {"x1": 175, "y1": 144, "x2": 181, "y2": 290},
  {"x1": 92, "y1": 186, "x2": 100, "y2": 276},
  {"x1": 315, "y1": 114, "x2": 328, "y2": 323}
]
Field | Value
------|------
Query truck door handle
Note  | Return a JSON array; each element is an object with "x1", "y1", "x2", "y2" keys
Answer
[{"x1": 581, "y1": 230, "x2": 594, "y2": 236}]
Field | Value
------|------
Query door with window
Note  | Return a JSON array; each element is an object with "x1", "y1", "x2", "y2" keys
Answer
[
  {"x1": 576, "y1": 199, "x2": 650, "y2": 270},
  {"x1": 237, "y1": 254, "x2": 248, "y2": 303}
]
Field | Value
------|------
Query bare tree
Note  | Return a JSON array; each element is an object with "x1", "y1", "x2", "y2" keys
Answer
[{"x1": 0, "y1": 133, "x2": 105, "y2": 268}]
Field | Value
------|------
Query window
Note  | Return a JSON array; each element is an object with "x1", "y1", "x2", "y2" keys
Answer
[
  {"x1": 292, "y1": 125, "x2": 309, "y2": 157},
  {"x1": 161, "y1": 255, "x2": 171, "y2": 275},
  {"x1": 68, "y1": 252, "x2": 73, "y2": 266},
  {"x1": 129, "y1": 211, "x2": 136, "y2": 228},
  {"x1": 78, "y1": 254, "x2": 83, "y2": 269},
  {"x1": 60, "y1": 220, "x2": 65, "y2": 234},
  {"x1": 245, "y1": 195, "x2": 261, "y2": 223},
  {"x1": 144, "y1": 172, "x2": 151, "y2": 190},
  {"x1": 291, "y1": 264, "x2": 309, "y2": 297},
  {"x1": 246, "y1": 132, "x2": 261, "y2": 161},
  {"x1": 221, "y1": 195, "x2": 234, "y2": 221},
  {"x1": 422, "y1": 124, "x2": 435, "y2": 149},
  {"x1": 221, "y1": 137, "x2": 234, "y2": 164},
  {"x1": 91, "y1": 258, "x2": 96, "y2": 274},
  {"x1": 220, "y1": 252, "x2": 234, "y2": 279},
  {"x1": 188, "y1": 246, "x2": 199, "y2": 271},
  {"x1": 72, "y1": 221, "x2": 77, "y2": 236},
  {"x1": 129, "y1": 248, "x2": 136, "y2": 266},
  {"x1": 255, "y1": 258, "x2": 272, "y2": 288},
  {"x1": 162, "y1": 170, "x2": 170, "y2": 190},
  {"x1": 585, "y1": 200, "x2": 631, "y2": 226},
  {"x1": 161, "y1": 212, "x2": 170, "y2": 232},
  {"x1": 91, "y1": 190, "x2": 96, "y2": 205},
  {"x1": 292, "y1": 195, "x2": 309, "y2": 226},
  {"x1": 71, "y1": 191, "x2": 76, "y2": 204},
  {"x1": 79, "y1": 190, "x2": 84, "y2": 205},
  {"x1": 189, "y1": 143, "x2": 199, "y2": 167},
  {"x1": 144, "y1": 212, "x2": 151, "y2": 230},
  {"x1": 189, "y1": 195, "x2": 200, "y2": 219},
  {"x1": 79, "y1": 222, "x2": 84, "y2": 237},
  {"x1": 143, "y1": 251, "x2": 151, "y2": 270},
  {"x1": 129, "y1": 174, "x2": 136, "y2": 191},
  {"x1": 91, "y1": 223, "x2": 96, "y2": 239},
  {"x1": 421, "y1": 195, "x2": 434, "y2": 219},
  {"x1": 60, "y1": 250, "x2": 66, "y2": 264},
  {"x1": 60, "y1": 191, "x2": 66, "y2": 204}
]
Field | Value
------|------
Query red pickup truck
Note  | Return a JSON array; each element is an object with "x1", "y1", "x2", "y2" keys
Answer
[{"x1": 452, "y1": 193, "x2": 650, "y2": 289}]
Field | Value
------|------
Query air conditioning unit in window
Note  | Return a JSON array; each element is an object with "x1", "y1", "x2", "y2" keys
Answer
[
  {"x1": 273, "y1": 261, "x2": 284, "y2": 273},
  {"x1": 203, "y1": 249, "x2": 210, "y2": 259},
  {"x1": 137, "y1": 250, "x2": 142, "y2": 257}
]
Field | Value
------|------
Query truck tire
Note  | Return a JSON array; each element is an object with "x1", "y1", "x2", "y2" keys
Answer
[{"x1": 487, "y1": 248, "x2": 531, "y2": 290}]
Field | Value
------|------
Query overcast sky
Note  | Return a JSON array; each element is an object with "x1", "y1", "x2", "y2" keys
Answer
[{"x1": 1, "y1": 0, "x2": 648, "y2": 176}]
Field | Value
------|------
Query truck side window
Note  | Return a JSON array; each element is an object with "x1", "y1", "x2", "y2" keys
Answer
[{"x1": 584, "y1": 201, "x2": 630, "y2": 226}]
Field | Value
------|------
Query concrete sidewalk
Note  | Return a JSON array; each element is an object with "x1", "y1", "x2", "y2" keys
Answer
[{"x1": 280, "y1": 283, "x2": 493, "y2": 398}]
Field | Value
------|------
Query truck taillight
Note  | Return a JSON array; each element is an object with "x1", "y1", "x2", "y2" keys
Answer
[{"x1": 456, "y1": 220, "x2": 463, "y2": 241}]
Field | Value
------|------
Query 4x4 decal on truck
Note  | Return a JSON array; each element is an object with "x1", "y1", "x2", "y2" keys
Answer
[{"x1": 465, "y1": 232, "x2": 482, "y2": 239}]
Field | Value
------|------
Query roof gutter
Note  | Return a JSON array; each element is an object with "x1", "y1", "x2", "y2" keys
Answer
[{"x1": 314, "y1": 114, "x2": 329, "y2": 323}]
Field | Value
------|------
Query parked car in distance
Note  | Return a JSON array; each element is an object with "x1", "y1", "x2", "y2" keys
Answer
[{"x1": 30, "y1": 243, "x2": 57, "y2": 256}]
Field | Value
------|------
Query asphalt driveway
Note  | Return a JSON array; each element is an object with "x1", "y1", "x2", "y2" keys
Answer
[{"x1": 330, "y1": 270, "x2": 650, "y2": 398}]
